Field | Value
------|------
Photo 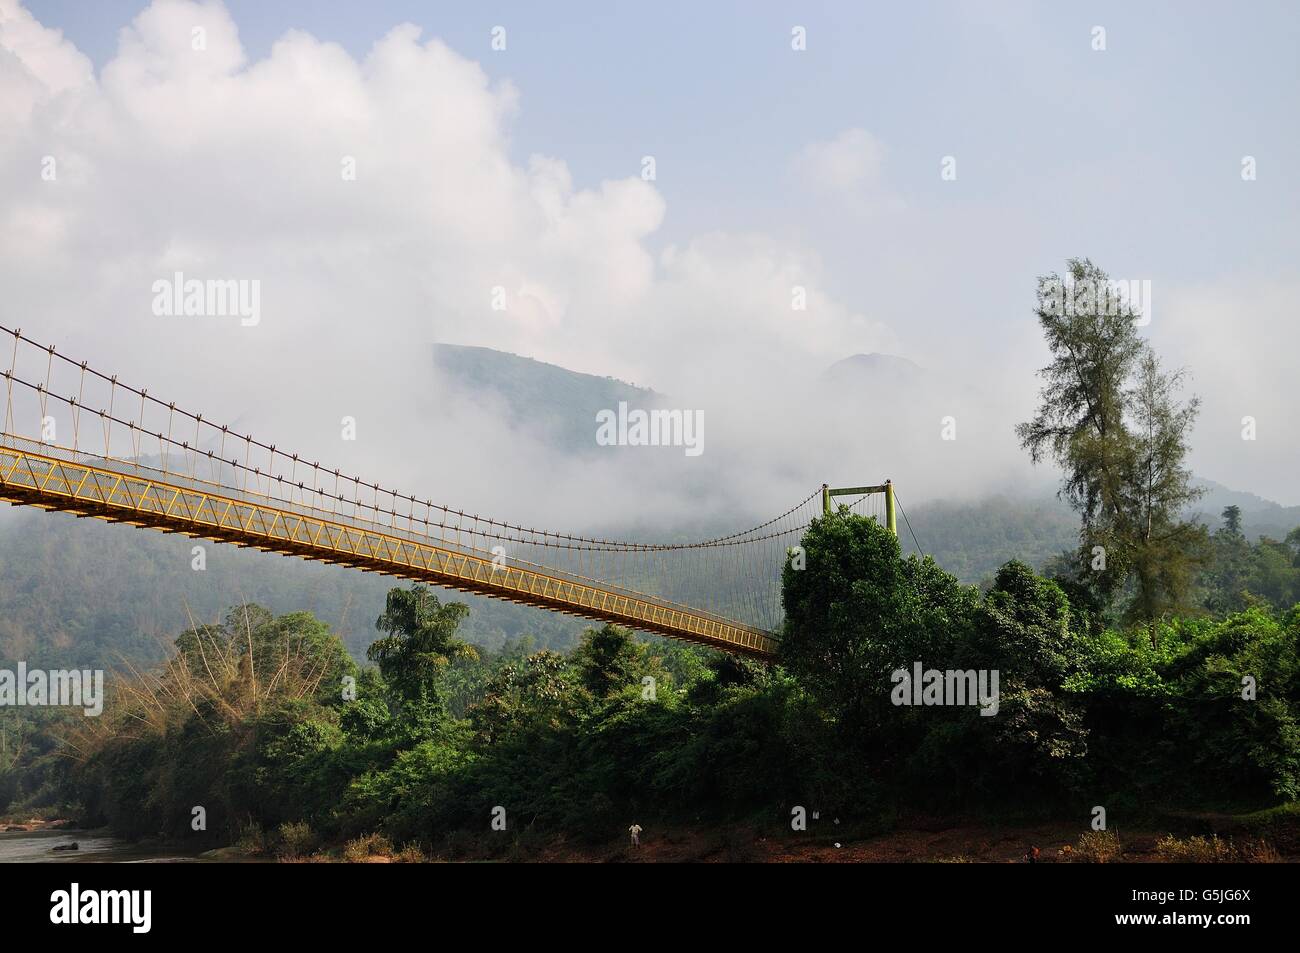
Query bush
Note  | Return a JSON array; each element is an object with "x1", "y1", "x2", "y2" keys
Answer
[
  {"x1": 275, "y1": 821, "x2": 318, "y2": 860},
  {"x1": 1071, "y1": 830, "x2": 1122, "y2": 863},
  {"x1": 1154, "y1": 834, "x2": 1239, "y2": 863},
  {"x1": 343, "y1": 833, "x2": 393, "y2": 862},
  {"x1": 393, "y1": 842, "x2": 427, "y2": 863},
  {"x1": 234, "y1": 821, "x2": 268, "y2": 856},
  {"x1": 1239, "y1": 839, "x2": 1282, "y2": 863}
]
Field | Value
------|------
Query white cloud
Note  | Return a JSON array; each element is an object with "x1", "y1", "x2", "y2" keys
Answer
[
  {"x1": 0, "y1": 0, "x2": 1101, "y2": 542},
  {"x1": 792, "y1": 127, "x2": 885, "y2": 194},
  {"x1": 1158, "y1": 277, "x2": 1300, "y2": 506},
  {"x1": 0, "y1": 0, "x2": 93, "y2": 122}
]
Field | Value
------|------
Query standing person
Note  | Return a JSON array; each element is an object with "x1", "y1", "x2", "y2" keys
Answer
[{"x1": 629, "y1": 823, "x2": 642, "y2": 847}]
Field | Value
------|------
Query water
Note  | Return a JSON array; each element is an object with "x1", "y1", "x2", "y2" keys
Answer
[{"x1": 0, "y1": 828, "x2": 202, "y2": 863}]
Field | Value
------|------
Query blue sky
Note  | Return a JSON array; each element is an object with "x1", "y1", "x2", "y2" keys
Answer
[{"x1": 29, "y1": 0, "x2": 1298, "y2": 264}]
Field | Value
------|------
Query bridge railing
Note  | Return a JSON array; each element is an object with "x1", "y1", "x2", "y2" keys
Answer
[
  {"x1": 2, "y1": 325, "x2": 898, "y2": 657},
  {"x1": 0, "y1": 433, "x2": 780, "y2": 656}
]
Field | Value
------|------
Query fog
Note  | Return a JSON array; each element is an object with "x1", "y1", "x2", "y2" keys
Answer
[{"x1": 2, "y1": 0, "x2": 1295, "y2": 554}]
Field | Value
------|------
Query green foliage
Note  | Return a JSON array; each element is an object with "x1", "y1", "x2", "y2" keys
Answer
[
  {"x1": 913, "y1": 495, "x2": 1079, "y2": 588},
  {"x1": 0, "y1": 707, "x2": 72, "y2": 815},
  {"x1": 571, "y1": 624, "x2": 660, "y2": 699},
  {"x1": 1018, "y1": 258, "x2": 1207, "y2": 627},
  {"x1": 782, "y1": 509, "x2": 1299, "y2": 811},
  {"x1": 368, "y1": 585, "x2": 476, "y2": 705},
  {"x1": 5, "y1": 295, "x2": 1295, "y2": 847},
  {"x1": 469, "y1": 650, "x2": 581, "y2": 745},
  {"x1": 59, "y1": 604, "x2": 358, "y2": 841},
  {"x1": 8, "y1": 528, "x2": 1299, "y2": 850},
  {"x1": 1201, "y1": 509, "x2": 1300, "y2": 614},
  {"x1": 780, "y1": 508, "x2": 941, "y2": 731}
]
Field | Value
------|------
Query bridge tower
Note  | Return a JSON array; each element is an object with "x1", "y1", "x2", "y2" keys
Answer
[{"x1": 821, "y1": 480, "x2": 897, "y2": 536}]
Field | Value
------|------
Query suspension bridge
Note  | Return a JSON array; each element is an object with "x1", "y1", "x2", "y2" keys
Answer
[{"x1": 0, "y1": 325, "x2": 898, "y2": 660}]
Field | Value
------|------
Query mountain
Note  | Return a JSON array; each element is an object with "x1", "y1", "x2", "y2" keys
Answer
[
  {"x1": 905, "y1": 492, "x2": 1079, "y2": 584},
  {"x1": 3, "y1": 345, "x2": 1297, "y2": 669},
  {"x1": 434, "y1": 343, "x2": 660, "y2": 455},
  {"x1": 821, "y1": 353, "x2": 924, "y2": 389},
  {"x1": 906, "y1": 479, "x2": 1300, "y2": 586},
  {"x1": 1192, "y1": 478, "x2": 1300, "y2": 541}
]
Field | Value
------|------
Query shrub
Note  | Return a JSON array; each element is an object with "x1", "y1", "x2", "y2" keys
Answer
[
  {"x1": 1155, "y1": 834, "x2": 1235, "y2": 863},
  {"x1": 393, "y1": 843, "x2": 427, "y2": 863},
  {"x1": 1239, "y1": 839, "x2": 1281, "y2": 863},
  {"x1": 234, "y1": 821, "x2": 268, "y2": 856},
  {"x1": 275, "y1": 821, "x2": 317, "y2": 860},
  {"x1": 1072, "y1": 830, "x2": 1122, "y2": 863},
  {"x1": 343, "y1": 833, "x2": 393, "y2": 862}
]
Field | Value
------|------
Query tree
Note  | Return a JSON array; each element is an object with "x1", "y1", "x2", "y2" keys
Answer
[
  {"x1": 1121, "y1": 351, "x2": 1208, "y2": 629},
  {"x1": 367, "y1": 585, "x2": 476, "y2": 705},
  {"x1": 781, "y1": 509, "x2": 905, "y2": 732},
  {"x1": 1017, "y1": 259, "x2": 1146, "y2": 603},
  {"x1": 1286, "y1": 527, "x2": 1300, "y2": 565},
  {"x1": 1223, "y1": 505, "x2": 1244, "y2": 536},
  {"x1": 570, "y1": 624, "x2": 655, "y2": 699},
  {"x1": 468, "y1": 651, "x2": 580, "y2": 744},
  {"x1": 1017, "y1": 259, "x2": 1204, "y2": 637},
  {"x1": 779, "y1": 508, "x2": 977, "y2": 734},
  {"x1": 1204, "y1": 507, "x2": 1250, "y2": 613},
  {"x1": 964, "y1": 561, "x2": 1090, "y2": 790},
  {"x1": 1201, "y1": 513, "x2": 1300, "y2": 615}
]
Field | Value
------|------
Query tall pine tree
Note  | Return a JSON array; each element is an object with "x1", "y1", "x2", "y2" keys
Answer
[{"x1": 1017, "y1": 259, "x2": 1204, "y2": 641}]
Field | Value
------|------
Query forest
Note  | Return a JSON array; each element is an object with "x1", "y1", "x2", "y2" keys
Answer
[
  {"x1": 2, "y1": 260, "x2": 1298, "y2": 862},
  {"x1": 1, "y1": 501, "x2": 1297, "y2": 861}
]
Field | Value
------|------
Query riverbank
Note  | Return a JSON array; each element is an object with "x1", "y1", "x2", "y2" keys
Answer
[
  {"x1": 5, "y1": 824, "x2": 1294, "y2": 864},
  {"x1": 0, "y1": 813, "x2": 218, "y2": 863},
  {"x1": 1, "y1": 815, "x2": 71, "y2": 834},
  {"x1": 0, "y1": 825, "x2": 208, "y2": 863},
  {"x1": 5, "y1": 800, "x2": 1296, "y2": 864},
  {"x1": 203, "y1": 810, "x2": 1300, "y2": 863}
]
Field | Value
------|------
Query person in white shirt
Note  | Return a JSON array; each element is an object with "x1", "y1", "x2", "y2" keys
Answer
[{"x1": 629, "y1": 823, "x2": 642, "y2": 847}]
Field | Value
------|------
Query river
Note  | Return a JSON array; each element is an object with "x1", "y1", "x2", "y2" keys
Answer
[{"x1": 0, "y1": 827, "x2": 203, "y2": 863}]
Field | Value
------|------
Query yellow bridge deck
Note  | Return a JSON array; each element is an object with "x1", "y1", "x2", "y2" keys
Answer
[{"x1": 0, "y1": 437, "x2": 778, "y2": 659}]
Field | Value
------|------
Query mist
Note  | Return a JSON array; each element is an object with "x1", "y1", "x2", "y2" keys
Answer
[{"x1": 2, "y1": 0, "x2": 1295, "y2": 557}]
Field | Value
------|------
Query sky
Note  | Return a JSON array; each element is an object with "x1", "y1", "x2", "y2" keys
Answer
[{"x1": 2, "y1": 0, "x2": 1298, "y2": 530}]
